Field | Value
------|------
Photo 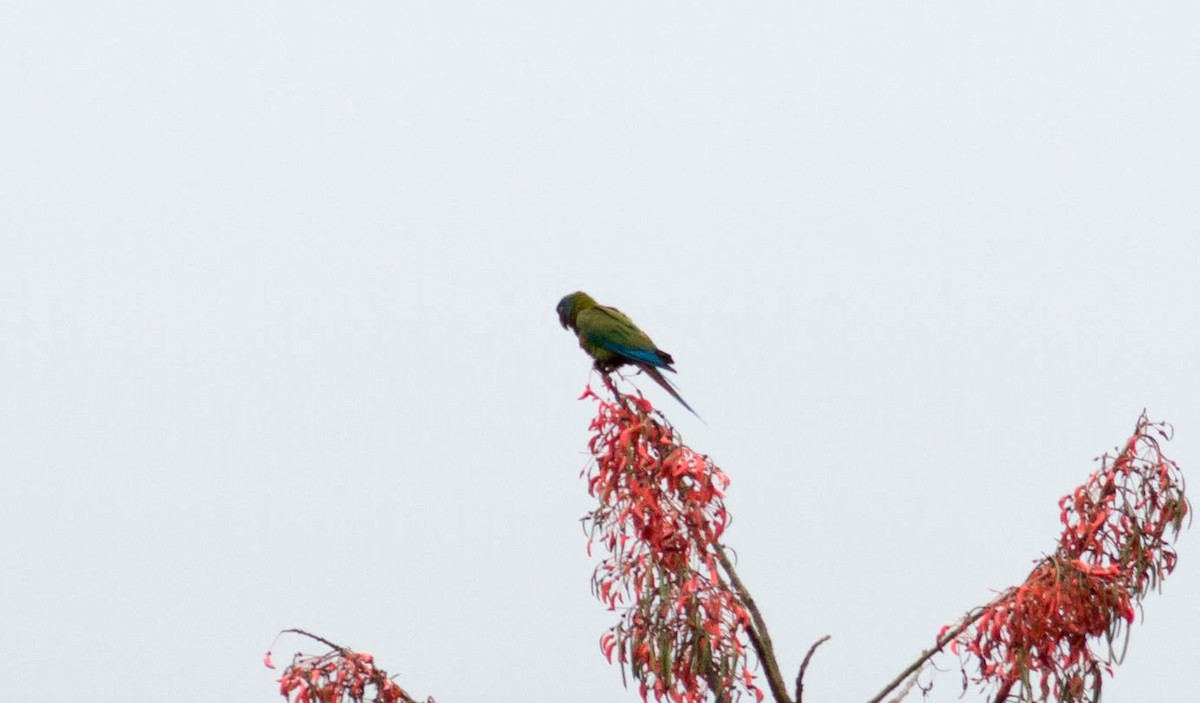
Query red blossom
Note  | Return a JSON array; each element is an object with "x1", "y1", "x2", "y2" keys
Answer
[
  {"x1": 266, "y1": 630, "x2": 430, "y2": 703},
  {"x1": 943, "y1": 414, "x2": 1190, "y2": 702},
  {"x1": 581, "y1": 382, "x2": 764, "y2": 703}
]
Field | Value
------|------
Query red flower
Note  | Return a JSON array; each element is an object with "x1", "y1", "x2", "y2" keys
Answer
[
  {"x1": 942, "y1": 414, "x2": 1190, "y2": 702},
  {"x1": 268, "y1": 630, "x2": 424, "y2": 703},
  {"x1": 580, "y1": 384, "x2": 762, "y2": 702}
]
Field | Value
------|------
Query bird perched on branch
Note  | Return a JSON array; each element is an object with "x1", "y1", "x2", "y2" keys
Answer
[{"x1": 556, "y1": 291, "x2": 698, "y2": 417}]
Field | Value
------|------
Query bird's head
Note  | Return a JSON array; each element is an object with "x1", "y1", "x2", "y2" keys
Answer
[{"x1": 556, "y1": 291, "x2": 596, "y2": 330}]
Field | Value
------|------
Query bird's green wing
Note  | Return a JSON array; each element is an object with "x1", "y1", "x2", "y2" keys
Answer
[{"x1": 576, "y1": 305, "x2": 663, "y2": 365}]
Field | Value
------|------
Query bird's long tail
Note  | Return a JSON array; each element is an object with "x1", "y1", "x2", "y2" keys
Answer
[{"x1": 636, "y1": 363, "x2": 701, "y2": 419}]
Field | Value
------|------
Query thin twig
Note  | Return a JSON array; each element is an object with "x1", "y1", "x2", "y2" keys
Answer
[
  {"x1": 865, "y1": 589, "x2": 1013, "y2": 703},
  {"x1": 794, "y1": 635, "x2": 831, "y2": 703},
  {"x1": 884, "y1": 668, "x2": 920, "y2": 703},
  {"x1": 714, "y1": 544, "x2": 793, "y2": 703},
  {"x1": 280, "y1": 628, "x2": 346, "y2": 653}
]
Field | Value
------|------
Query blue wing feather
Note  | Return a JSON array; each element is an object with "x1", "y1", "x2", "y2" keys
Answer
[{"x1": 604, "y1": 343, "x2": 674, "y2": 370}]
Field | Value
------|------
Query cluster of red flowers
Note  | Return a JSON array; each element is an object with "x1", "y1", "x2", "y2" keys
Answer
[
  {"x1": 266, "y1": 630, "x2": 425, "y2": 703},
  {"x1": 946, "y1": 415, "x2": 1190, "y2": 702},
  {"x1": 581, "y1": 384, "x2": 764, "y2": 703}
]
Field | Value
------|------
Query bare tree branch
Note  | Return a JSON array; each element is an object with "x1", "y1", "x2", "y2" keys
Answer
[
  {"x1": 713, "y1": 544, "x2": 793, "y2": 703},
  {"x1": 865, "y1": 589, "x2": 1013, "y2": 703},
  {"x1": 794, "y1": 635, "x2": 831, "y2": 703}
]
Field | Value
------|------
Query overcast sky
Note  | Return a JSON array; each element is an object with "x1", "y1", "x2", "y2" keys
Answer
[{"x1": 2, "y1": 3, "x2": 1197, "y2": 702}]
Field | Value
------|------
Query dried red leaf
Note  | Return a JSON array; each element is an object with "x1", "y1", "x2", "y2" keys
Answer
[
  {"x1": 940, "y1": 414, "x2": 1189, "y2": 703},
  {"x1": 580, "y1": 384, "x2": 760, "y2": 702}
]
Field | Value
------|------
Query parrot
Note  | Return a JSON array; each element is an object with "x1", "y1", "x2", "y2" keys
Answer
[{"x1": 556, "y1": 291, "x2": 699, "y2": 417}]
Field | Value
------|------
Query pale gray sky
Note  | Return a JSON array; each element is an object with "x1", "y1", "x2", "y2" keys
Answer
[{"x1": 2, "y1": 3, "x2": 1197, "y2": 702}]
